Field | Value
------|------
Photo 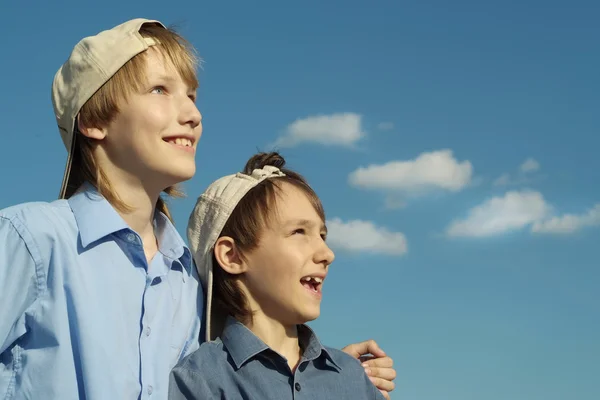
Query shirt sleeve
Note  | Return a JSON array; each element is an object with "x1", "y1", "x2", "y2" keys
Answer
[{"x1": 0, "y1": 215, "x2": 42, "y2": 354}]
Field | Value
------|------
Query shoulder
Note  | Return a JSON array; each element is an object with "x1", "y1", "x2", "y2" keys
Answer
[
  {"x1": 0, "y1": 200, "x2": 75, "y2": 270},
  {"x1": 174, "y1": 338, "x2": 229, "y2": 375},
  {"x1": 0, "y1": 199, "x2": 73, "y2": 234},
  {"x1": 323, "y1": 346, "x2": 370, "y2": 376},
  {"x1": 320, "y1": 346, "x2": 385, "y2": 399},
  {"x1": 323, "y1": 346, "x2": 386, "y2": 399},
  {"x1": 323, "y1": 346, "x2": 360, "y2": 367},
  {"x1": 0, "y1": 201, "x2": 73, "y2": 325},
  {"x1": 169, "y1": 339, "x2": 232, "y2": 397}
]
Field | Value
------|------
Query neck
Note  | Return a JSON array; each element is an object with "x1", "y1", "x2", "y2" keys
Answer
[
  {"x1": 245, "y1": 312, "x2": 302, "y2": 372},
  {"x1": 99, "y1": 174, "x2": 162, "y2": 262}
]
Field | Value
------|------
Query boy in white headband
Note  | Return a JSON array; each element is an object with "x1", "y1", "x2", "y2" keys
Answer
[{"x1": 170, "y1": 152, "x2": 387, "y2": 399}]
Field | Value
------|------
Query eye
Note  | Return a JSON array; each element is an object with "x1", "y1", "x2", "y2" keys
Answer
[
  {"x1": 292, "y1": 228, "x2": 306, "y2": 235},
  {"x1": 151, "y1": 86, "x2": 166, "y2": 95},
  {"x1": 188, "y1": 92, "x2": 197, "y2": 102},
  {"x1": 320, "y1": 233, "x2": 327, "y2": 241}
]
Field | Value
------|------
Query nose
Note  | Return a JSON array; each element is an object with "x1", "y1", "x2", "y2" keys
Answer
[
  {"x1": 178, "y1": 94, "x2": 202, "y2": 130},
  {"x1": 314, "y1": 239, "x2": 335, "y2": 267}
]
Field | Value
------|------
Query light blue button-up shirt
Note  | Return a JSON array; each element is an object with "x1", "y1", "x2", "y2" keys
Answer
[{"x1": 0, "y1": 186, "x2": 203, "y2": 400}]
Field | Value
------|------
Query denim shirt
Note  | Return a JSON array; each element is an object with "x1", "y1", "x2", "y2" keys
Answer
[
  {"x1": 0, "y1": 186, "x2": 203, "y2": 400},
  {"x1": 169, "y1": 316, "x2": 385, "y2": 400}
]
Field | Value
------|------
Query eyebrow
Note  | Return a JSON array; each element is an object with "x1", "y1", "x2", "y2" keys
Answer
[
  {"x1": 151, "y1": 75, "x2": 177, "y2": 83},
  {"x1": 151, "y1": 75, "x2": 196, "y2": 90},
  {"x1": 286, "y1": 219, "x2": 328, "y2": 235}
]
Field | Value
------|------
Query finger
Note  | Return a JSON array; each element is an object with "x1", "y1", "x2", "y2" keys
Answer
[
  {"x1": 369, "y1": 376, "x2": 396, "y2": 392},
  {"x1": 343, "y1": 339, "x2": 386, "y2": 359},
  {"x1": 364, "y1": 366, "x2": 397, "y2": 382},
  {"x1": 359, "y1": 355, "x2": 375, "y2": 364},
  {"x1": 361, "y1": 356, "x2": 394, "y2": 369},
  {"x1": 381, "y1": 390, "x2": 391, "y2": 400}
]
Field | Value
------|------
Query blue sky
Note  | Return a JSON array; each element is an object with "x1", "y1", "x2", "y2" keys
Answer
[{"x1": 1, "y1": 1, "x2": 599, "y2": 399}]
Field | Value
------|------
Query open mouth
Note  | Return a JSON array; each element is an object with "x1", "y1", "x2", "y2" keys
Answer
[{"x1": 300, "y1": 276, "x2": 323, "y2": 294}]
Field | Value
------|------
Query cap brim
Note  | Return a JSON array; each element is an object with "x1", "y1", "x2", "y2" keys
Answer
[{"x1": 58, "y1": 132, "x2": 77, "y2": 199}]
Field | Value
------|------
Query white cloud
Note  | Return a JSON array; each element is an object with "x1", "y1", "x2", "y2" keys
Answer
[
  {"x1": 273, "y1": 112, "x2": 365, "y2": 148},
  {"x1": 349, "y1": 149, "x2": 473, "y2": 194},
  {"x1": 446, "y1": 190, "x2": 552, "y2": 238},
  {"x1": 377, "y1": 122, "x2": 394, "y2": 130},
  {"x1": 520, "y1": 158, "x2": 540, "y2": 173},
  {"x1": 327, "y1": 218, "x2": 408, "y2": 256},
  {"x1": 532, "y1": 203, "x2": 600, "y2": 234}
]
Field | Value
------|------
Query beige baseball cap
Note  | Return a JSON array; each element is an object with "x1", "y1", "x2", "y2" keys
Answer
[
  {"x1": 187, "y1": 165, "x2": 286, "y2": 342},
  {"x1": 52, "y1": 18, "x2": 165, "y2": 199}
]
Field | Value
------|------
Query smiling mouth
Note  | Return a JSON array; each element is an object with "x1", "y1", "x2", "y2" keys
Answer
[
  {"x1": 164, "y1": 137, "x2": 193, "y2": 147},
  {"x1": 300, "y1": 276, "x2": 323, "y2": 294}
]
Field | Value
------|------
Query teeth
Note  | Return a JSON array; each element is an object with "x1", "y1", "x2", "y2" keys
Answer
[
  {"x1": 301, "y1": 276, "x2": 323, "y2": 284},
  {"x1": 169, "y1": 138, "x2": 192, "y2": 147}
]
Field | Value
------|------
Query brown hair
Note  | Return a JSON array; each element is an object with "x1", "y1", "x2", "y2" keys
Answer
[
  {"x1": 212, "y1": 152, "x2": 326, "y2": 324},
  {"x1": 66, "y1": 23, "x2": 200, "y2": 221}
]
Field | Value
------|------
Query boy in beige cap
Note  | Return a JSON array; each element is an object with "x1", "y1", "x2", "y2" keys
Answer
[
  {"x1": 0, "y1": 19, "x2": 395, "y2": 400},
  {"x1": 170, "y1": 152, "x2": 389, "y2": 399}
]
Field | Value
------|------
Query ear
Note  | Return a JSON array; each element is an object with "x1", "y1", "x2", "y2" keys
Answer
[
  {"x1": 77, "y1": 116, "x2": 107, "y2": 140},
  {"x1": 214, "y1": 236, "x2": 248, "y2": 276}
]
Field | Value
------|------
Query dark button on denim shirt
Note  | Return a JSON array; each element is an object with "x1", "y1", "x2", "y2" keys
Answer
[{"x1": 169, "y1": 316, "x2": 385, "y2": 399}]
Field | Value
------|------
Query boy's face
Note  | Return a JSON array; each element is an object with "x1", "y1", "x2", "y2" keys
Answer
[
  {"x1": 98, "y1": 48, "x2": 202, "y2": 190},
  {"x1": 240, "y1": 182, "x2": 335, "y2": 326}
]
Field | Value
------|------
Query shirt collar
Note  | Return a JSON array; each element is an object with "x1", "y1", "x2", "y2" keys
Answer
[
  {"x1": 297, "y1": 323, "x2": 342, "y2": 371},
  {"x1": 68, "y1": 183, "x2": 192, "y2": 275},
  {"x1": 221, "y1": 316, "x2": 341, "y2": 371},
  {"x1": 68, "y1": 184, "x2": 129, "y2": 248}
]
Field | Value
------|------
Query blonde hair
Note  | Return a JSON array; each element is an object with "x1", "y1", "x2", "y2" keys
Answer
[{"x1": 67, "y1": 23, "x2": 200, "y2": 221}]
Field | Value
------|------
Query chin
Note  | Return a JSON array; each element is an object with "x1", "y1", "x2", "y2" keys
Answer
[
  {"x1": 166, "y1": 164, "x2": 196, "y2": 183},
  {"x1": 300, "y1": 308, "x2": 321, "y2": 324}
]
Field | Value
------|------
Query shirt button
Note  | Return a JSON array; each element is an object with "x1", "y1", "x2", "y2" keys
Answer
[
  {"x1": 126, "y1": 233, "x2": 136, "y2": 242},
  {"x1": 295, "y1": 382, "x2": 301, "y2": 392},
  {"x1": 147, "y1": 385, "x2": 153, "y2": 395},
  {"x1": 145, "y1": 327, "x2": 151, "y2": 336}
]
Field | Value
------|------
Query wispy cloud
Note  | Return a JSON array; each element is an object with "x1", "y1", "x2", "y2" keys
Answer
[
  {"x1": 327, "y1": 217, "x2": 408, "y2": 256},
  {"x1": 384, "y1": 196, "x2": 407, "y2": 210},
  {"x1": 494, "y1": 157, "x2": 541, "y2": 187},
  {"x1": 493, "y1": 173, "x2": 511, "y2": 187},
  {"x1": 520, "y1": 158, "x2": 540, "y2": 173},
  {"x1": 532, "y1": 203, "x2": 600, "y2": 234},
  {"x1": 349, "y1": 149, "x2": 473, "y2": 195},
  {"x1": 377, "y1": 122, "x2": 394, "y2": 131},
  {"x1": 273, "y1": 112, "x2": 365, "y2": 148},
  {"x1": 446, "y1": 190, "x2": 551, "y2": 238}
]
